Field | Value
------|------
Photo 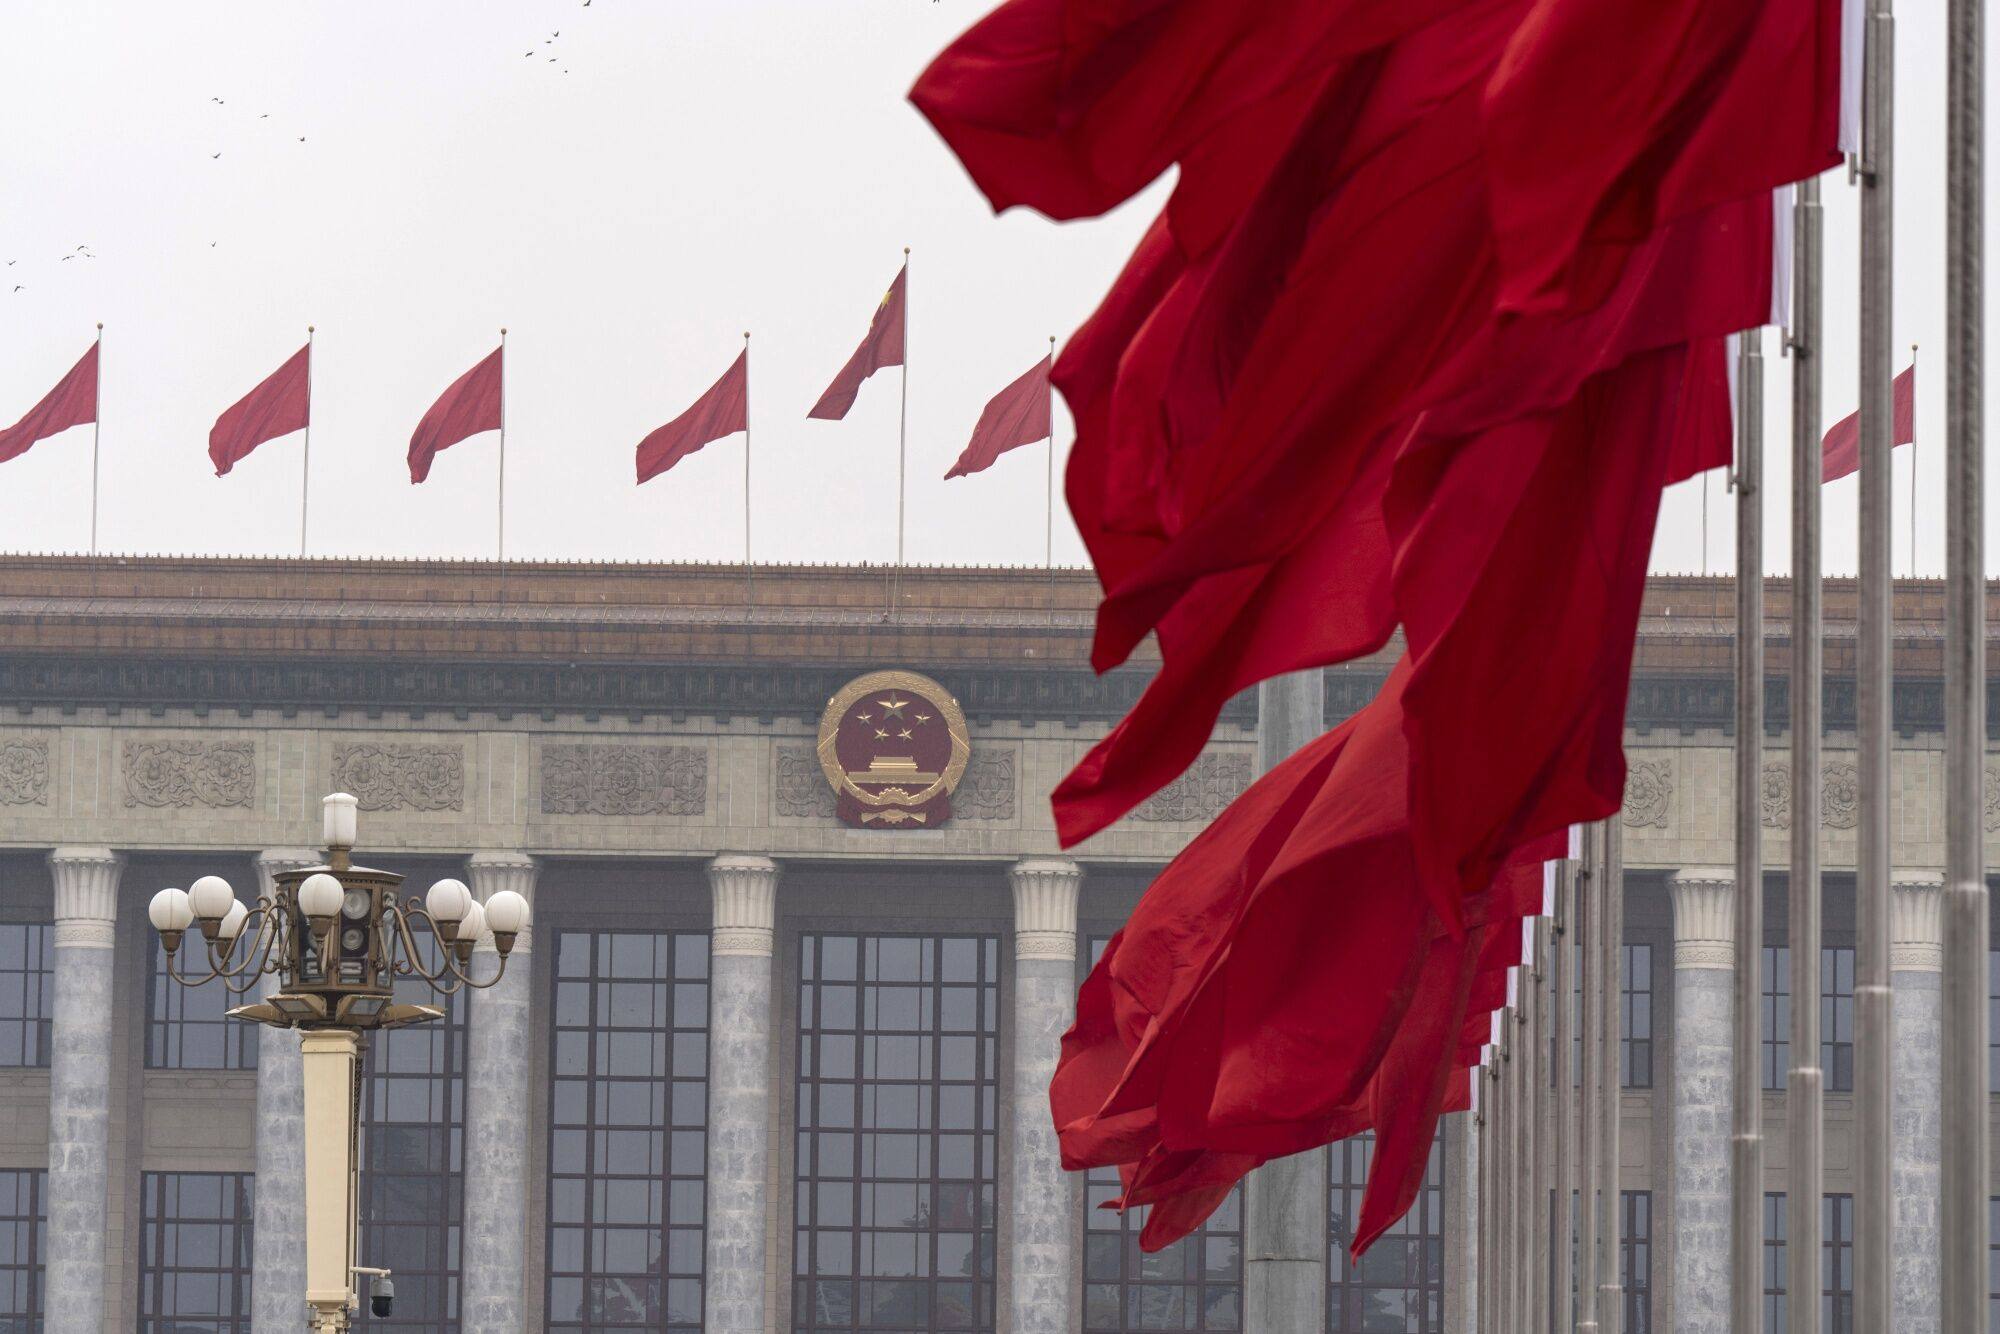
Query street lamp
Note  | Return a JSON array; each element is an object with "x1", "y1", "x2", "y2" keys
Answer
[{"x1": 147, "y1": 792, "x2": 530, "y2": 1334}]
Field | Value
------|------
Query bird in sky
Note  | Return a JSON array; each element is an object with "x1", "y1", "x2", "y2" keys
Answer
[
  {"x1": 210, "y1": 96, "x2": 224, "y2": 104},
  {"x1": 10, "y1": 285, "x2": 22, "y2": 294},
  {"x1": 211, "y1": 152, "x2": 222, "y2": 159},
  {"x1": 60, "y1": 255, "x2": 73, "y2": 262},
  {"x1": 297, "y1": 136, "x2": 306, "y2": 143},
  {"x1": 5, "y1": 260, "x2": 14, "y2": 266},
  {"x1": 259, "y1": 112, "x2": 269, "y2": 119}
]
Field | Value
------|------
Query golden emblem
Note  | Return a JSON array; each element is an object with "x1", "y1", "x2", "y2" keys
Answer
[{"x1": 816, "y1": 670, "x2": 970, "y2": 827}]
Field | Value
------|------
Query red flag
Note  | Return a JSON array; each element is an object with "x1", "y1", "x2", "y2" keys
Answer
[
  {"x1": 944, "y1": 355, "x2": 1052, "y2": 479},
  {"x1": 408, "y1": 346, "x2": 503, "y2": 484},
  {"x1": 1820, "y1": 362, "x2": 1915, "y2": 482},
  {"x1": 210, "y1": 344, "x2": 310, "y2": 477},
  {"x1": 637, "y1": 350, "x2": 748, "y2": 483},
  {"x1": 0, "y1": 341, "x2": 98, "y2": 466},
  {"x1": 809, "y1": 266, "x2": 906, "y2": 420}
]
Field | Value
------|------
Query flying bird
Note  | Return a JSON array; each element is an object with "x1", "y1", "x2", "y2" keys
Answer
[
  {"x1": 259, "y1": 113, "x2": 269, "y2": 119},
  {"x1": 210, "y1": 96, "x2": 224, "y2": 104},
  {"x1": 60, "y1": 255, "x2": 73, "y2": 262},
  {"x1": 11, "y1": 285, "x2": 22, "y2": 293},
  {"x1": 298, "y1": 136, "x2": 306, "y2": 143},
  {"x1": 211, "y1": 152, "x2": 222, "y2": 159}
]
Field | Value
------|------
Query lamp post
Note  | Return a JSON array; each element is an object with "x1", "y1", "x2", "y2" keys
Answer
[{"x1": 145, "y1": 793, "x2": 529, "y2": 1334}]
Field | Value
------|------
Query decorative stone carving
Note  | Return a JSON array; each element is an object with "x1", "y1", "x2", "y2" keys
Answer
[
  {"x1": 122, "y1": 740, "x2": 255, "y2": 809},
  {"x1": 957, "y1": 749, "x2": 1017, "y2": 821},
  {"x1": 708, "y1": 854, "x2": 780, "y2": 957},
  {"x1": 774, "y1": 745, "x2": 836, "y2": 819},
  {"x1": 1669, "y1": 868, "x2": 1735, "y2": 970},
  {"x1": 1759, "y1": 761, "x2": 1790, "y2": 829},
  {"x1": 1622, "y1": 758, "x2": 1673, "y2": 828},
  {"x1": 468, "y1": 852, "x2": 539, "y2": 953},
  {"x1": 1011, "y1": 858, "x2": 1082, "y2": 962},
  {"x1": 0, "y1": 738, "x2": 49, "y2": 806},
  {"x1": 48, "y1": 847, "x2": 123, "y2": 949},
  {"x1": 1891, "y1": 872, "x2": 1945, "y2": 973},
  {"x1": 330, "y1": 743, "x2": 463, "y2": 812},
  {"x1": 1822, "y1": 761, "x2": 1860, "y2": 829},
  {"x1": 540, "y1": 744, "x2": 705, "y2": 816},
  {"x1": 1131, "y1": 752, "x2": 1251, "y2": 823}
]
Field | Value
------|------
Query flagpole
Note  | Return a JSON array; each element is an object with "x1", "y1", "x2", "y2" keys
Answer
[
  {"x1": 1728, "y1": 328, "x2": 1764, "y2": 1334},
  {"x1": 1909, "y1": 342, "x2": 1918, "y2": 575},
  {"x1": 1853, "y1": 0, "x2": 1896, "y2": 1320},
  {"x1": 1596, "y1": 818, "x2": 1623, "y2": 1328},
  {"x1": 90, "y1": 322, "x2": 102, "y2": 555},
  {"x1": 1939, "y1": 0, "x2": 1986, "y2": 1315},
  {"x1": 301, "y1": 326, "x2": 315, "y2": 559},
  {"x1": 1551, "y1": 858, "x2": 1575, "y2": 1334},
  {"x1": 1576, "y1": 824, "x2": 1600, "y2": 1334},
  {"x1": 893, "y1": 247, "x2": 911, "y2": 621},
  {"x1": 743, "y1": 330, "x2": 753, "y2": 623},
  {"x1": 1044, "y1": 335, "x2": 1056, "y2": 569},
  {"x1": 496, "y1": 327, "x2": 509, "y2": 563},
  {"x1": 1785, "y1": 173, "x2": 1826, "y2": 1334}
]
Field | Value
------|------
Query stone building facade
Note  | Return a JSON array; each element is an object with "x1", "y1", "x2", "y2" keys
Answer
[{"x1": 0, "y1": 557, "x2": 1991, "y2": 1333}]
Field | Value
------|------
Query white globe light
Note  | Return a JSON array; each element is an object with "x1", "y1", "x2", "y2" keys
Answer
[
  {"x1": 148, "y1": 887, "x2": 194, "y2": 933},
  {"x1": 322, "y1": 792, "x2": 359, "y2": 848},
  {"x1": 458, "y1": 898, "x2": 486, "y2": 944},
  {"x1": 218, "y1": 900, "x2": 249, "y2": 941},
  {"x1": 426, "y1": 879, "x2": 472, "y2": 924},
  {"x1": 188, "y1": 875, "x2": 236, "y2": 922},
  {"x1": 483, "y1": 889, "x2": 530, "y2": 936},
  {"x1": 298, "y1": 872, "x2": 343, "y2": 919}
]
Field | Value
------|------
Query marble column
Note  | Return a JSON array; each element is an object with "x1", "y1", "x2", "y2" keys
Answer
[
  {"x1": 1668, "y1": 867, "x2": 1734, "y2": 1334},
  {"x1": 250, "y1": 848, "x2": 318, "y2": 1334},
  {"x1": 705, "y1": 854, "x2": 779, "y2": 1334},
  {"x1": 1009, "y1": 856, "x2": 1083, "y2": 1334},
  {"x1": 1890, "y1": 871, "x2": 1943, "y2": 1334},
  {"x1": 45, "y1": 846, "x2": 122, "y2": 1334},
  {"x1": 461, "y1": 852, "x2": 540, "y2": 1334}
]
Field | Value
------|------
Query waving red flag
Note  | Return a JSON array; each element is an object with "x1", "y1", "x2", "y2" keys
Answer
[
  {"x1": 637, "y1": 350, "x2": 748, "y2": 483},
  {"x1": 945, "y1": 355, "x2": 1052, "y2": 479},
  {"x1": 809, "y1": 265, "x2": 905, "y2": 421},
  {"x1": 210, "y1": 344, "x2": 310, "y2": 477},
  {"x1": 0, "y1": 341, "x2": 98, "y2": 466},
  {"x1": 1820, "y1": 362, "x2": 1915, "y2": 482},
  {"x1": 408, "y1": 346, "x2": 503, "y2": 484}
]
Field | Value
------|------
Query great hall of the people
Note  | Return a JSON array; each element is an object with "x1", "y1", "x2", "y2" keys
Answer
[{"x1": 0, "y1": 555, "x2": 1991, "y2": 1334}]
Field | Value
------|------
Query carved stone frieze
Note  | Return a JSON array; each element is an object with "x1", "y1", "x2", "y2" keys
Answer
[
  {"x1": 540, "y1": 744, "x2": 706, "y2": 817},
  {"x1": 1821, "y1": 762, "x2": 1860, "y2": 829},
  {"x1": 1621, "y1": 758, "x2": 1673, "y2": 828},
  {"x1": 957, "y1": 749, "x2": 1017, "y2": 821},
  {"x1": 1130, "y1": 752, "x2": 1251, "y2": 824},
  {"x1": 122, "y1": 740, "x2": 255, "y2": 809},
  {"x1": 773, "y1": 745, "x2": 837, "y2": 819},
  {"x1": 330, "y1": 742, "x2": 463, "y2": 812},
  {"x1": 0, "y1": 738, "x2": 50, "y2": 806},
  {"x1": 1759, "y1": 761, "x2": 1790, "y2": 830}
]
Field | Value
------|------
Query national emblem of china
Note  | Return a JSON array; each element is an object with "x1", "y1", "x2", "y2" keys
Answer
[{"x1": 816, "y1": 670, "x2": 971, "y2": 827}]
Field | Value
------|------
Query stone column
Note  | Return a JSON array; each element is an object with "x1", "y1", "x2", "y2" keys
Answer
[
  {"x1": 1890, "y1": 871, "x2": 1943, "y2": 1334},
  {"x1": 705, "y1": 854, "x2": 779, "y2": 1334},
  {"x1": 251, "y1": 848, "x2": 318, "y2": 1334},
  {"x1": 1008, "y1": 856, "x2": 1082, "y2": 1334},
  {"x1": 1668, "y1": 867, "x2": 1734, "y2": 1334},
  {"x1": 45, "y1": 846, "x2": 122, "y2": 1334},
  {"x1": 461, "y1": 852, "x2": 540, "y2": 1334}
]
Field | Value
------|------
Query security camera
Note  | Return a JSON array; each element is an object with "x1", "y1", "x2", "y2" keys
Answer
[{"x1": 369, "y1": 1275, "x2": 394, "y2": 1320}]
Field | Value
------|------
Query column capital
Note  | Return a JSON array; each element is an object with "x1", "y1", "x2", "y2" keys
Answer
[
  {"x1": 1668, "y1": 866, "x2": 1735, "y2": 970},
  {"x1": 467, "y1": 852, "x2": 540, "y2": 953},
  {"x1": 708, "y1": 854, "x2": 779, "y2": 958},
  {"x1": 1010, "y1": 856, "x2": 1082, "y2": 962},
  {"x1": 1891, "y1": 870, "x2": 1945, "y2": 972},
  {"x1": 254, "y1": 848, "x2": 322, "y2": 900},
  {"x1": 47, "y1": 847, "x2": 123, "y2": 949}
]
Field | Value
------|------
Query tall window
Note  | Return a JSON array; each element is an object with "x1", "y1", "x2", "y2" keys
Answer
[
  {"x1": 1756, "y1": 1192, "x2": 1855, "y2": 1334},
  {"x1": 0, "y1": 924, "x2": 51, "y2": 1068},
  {"x1": 0, "y1": 1168, "x2": 44, "y2": 1329},
  {"x1": 148, "y1": 936, "x2": 258, "y2": 1070},
  {"x1": 546, "y1": 930, "x2": 709, "y2": 1334},
  {"x1": 354, "y1": 929, "x2": 466, "y2": 1331},
  {"x1": 138, "y1": 1172, "x2": 254, "y2": 1333},
  {"x1": 1759, "y1": 948, "x2": 1857, "y2": 1093},
  {"x1": 1621, "y1": 945, "x2": 1653, "y2": 1088},
  {"x1": 1328, "y1": 1133, "x2": 1444, "y2": 1333},
  {"x1": 1621, "y1": 1191, "x2": 1651, "y2": 1334},
  {"x1": 794, "y1": 934, "x2": 1000, "y2": 1334}
]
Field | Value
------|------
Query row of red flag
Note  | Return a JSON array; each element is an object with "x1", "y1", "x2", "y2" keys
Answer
[
  {"x1": 0, "y1": 276, "x2": 1054, "y2": 486},
  {"x1": 908, "y1": 0, "x2": 1864, "y2": 1255}
]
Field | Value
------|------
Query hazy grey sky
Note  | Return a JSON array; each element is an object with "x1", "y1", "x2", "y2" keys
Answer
[{"x1": 0, "y1": 1, "x2": 1987, "y2": 577}]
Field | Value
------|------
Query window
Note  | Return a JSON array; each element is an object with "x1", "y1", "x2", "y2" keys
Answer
[
  {"x1": 1328, "y1": 1133, "x2": 1444, "y2": 1333},
  {"x1": 138, "y1": 1172, "x2": 254, "y2": 1333},
  {"x1": 1621, "y1": 1191, "x2": 1651, "y2": 1334},
  {"x1": 546, "y1": 931, "x2": 709, "y2": 1333},
  {"x1": 1621, "y1": 945, "x2": 1653, "y2": 1089},
  {"x1": 0, "y1": 1169, "x2": 44, "y2": 1330},
  {"x1": 0, "y1": 925, "x2": 51, "y2": 1068},
  {"x1": 148, "y1": 935, "x2": 257, "y2": 1070},
  {"x1": 1756, "y1": 1192, "x2": 1854, "y2": 1334},
  {"x1": 794, "y1": 934, "x2": 1000, "y2": 1334},
  {"x1": 1759, "y1": 948, "x2": 1857, "y2": 1093},
  {"x1": 354, "y1": 929, "x2": 466, "y2": 1331}
]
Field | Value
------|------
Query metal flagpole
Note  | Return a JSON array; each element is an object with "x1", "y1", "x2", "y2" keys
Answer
[
  {"x1": 1786, "y1": 173, "x2": 1826, "y2": 1334},
  {"x1": 1702, "y1": 476, "x2": 1710, "y2": 575},
  {"x1": 1511, "y1": 959, "x2": 1530, "y2": 1334},
  {"x1": 1853, "y1": 0, "x2": 1895, "y2": 1321},
  {"x1": 90, "y1": 322, "x2": 103, "y2": 555},
  {"x1": 301, "y1": 326, "x2": 315, "y2": 559},
  {"x1": 1045, "y1": 335, "x2": 1057, "y2": 569},
  {"x1": 892, "y1": 246, "x2": 910, "y2": 621},
  {"x1": 1939, "y1": 0, "x2": 1987, "y2": 1315},
  {"x1": 1576, "y1": 826, "x2": 1601, "y2": 1334},
  {"x1": 1552, "y1": 858, "x2": 1575, "y2": 1334},
  {"x1": 1910, "y1": 343, "x2": 1919, "y2": 575},
  {"x1": 1482, "y1": 1060, "x2": 1499, "y2": 1334},
  {"x1": 496, "y1": 327, "x2": 508, "y2": 563},
  {"x1": 1597, "y1": 818, "x2": 1623, "y2": 1329},
  {"x1": 743, "y1": 331, "x2": 754, "y2": 622},
  {"x1": 1471, "y1": 1075, "x2": 1486, "y2": 1334},
  {"x1": 1527, "y1": 913, "x2": 1551, "y2": 1334},
  {"x1": 1729, "y1": 329, "x2": 1765, "y2": 1334},
  {"x1": 1496, "y1": 1000, "x2": 1515, "y2": 1334}
]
